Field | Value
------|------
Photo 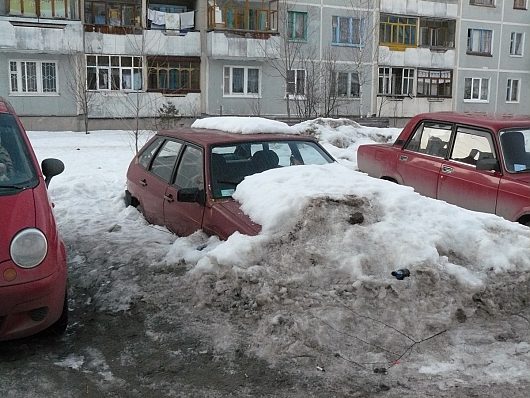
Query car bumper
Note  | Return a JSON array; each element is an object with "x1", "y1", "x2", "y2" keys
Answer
[{"x1": 0, "y1": 268, "x2": 67, "y2": 341}]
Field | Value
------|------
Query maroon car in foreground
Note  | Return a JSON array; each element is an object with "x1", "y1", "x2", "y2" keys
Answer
[
  {"x1": 0, "y1": 98, "x2": 67, "y2": 341},
  {"x1": 358, "y1": 112, "x2": 530, "y2": 226},
  {"x1": 125, "y1": 128, "x2": 335, "y2": 239}
]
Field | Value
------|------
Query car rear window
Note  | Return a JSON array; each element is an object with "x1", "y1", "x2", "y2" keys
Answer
[{"x1": 0, "y1": 113, "x2": 38, "y2": 193}]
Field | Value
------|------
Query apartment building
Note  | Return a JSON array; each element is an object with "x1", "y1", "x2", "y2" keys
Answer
[{"x1": 0, "y1": 1, "x2": 528, "y2": 129}]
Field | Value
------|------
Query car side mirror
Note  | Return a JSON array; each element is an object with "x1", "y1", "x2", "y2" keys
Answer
[
  {"x1": 177, "y1": 187, "x2": 206, "y2": 206},
  {"x1": 476, "y1": 158, "x2": 500, "y2": 172},
  {"x1": 41, "y1": 158, "x2": 65, "y2": 187}
]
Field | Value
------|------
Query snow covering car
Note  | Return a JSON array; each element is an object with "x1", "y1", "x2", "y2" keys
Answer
[
  {"x1": 125, "y1": 128, "x2": 335, "y2": 239},
  {"x1": 357, "y1": 112, "x2": 530, "y2": 226},
  {"x1": 0, "y1": 98, "x2": 67, "y2": 341}
]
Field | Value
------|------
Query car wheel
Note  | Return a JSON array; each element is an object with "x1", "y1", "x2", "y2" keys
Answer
[
  {"x1": 124, "y1": 190, "x2": 133, "y2": 207},
  {"x1": 47, "y1": 291, "x2": 68, "y2": 336}
]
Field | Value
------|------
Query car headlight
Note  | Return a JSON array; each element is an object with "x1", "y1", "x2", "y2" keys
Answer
[{"x1": 10, "y1": 228, "x2": 48, "y2": 268}]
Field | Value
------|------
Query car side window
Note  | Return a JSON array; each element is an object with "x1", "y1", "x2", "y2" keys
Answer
[
  {"x1": 150, "y1": 140, "x2": 183, "y2": 182},
  {"x1": 450, "y1": 127, "x2": 496, "y2": 166},
  {"x1": 174, "y1": 146, "x2": 204, "y2": 189},
  {"x1": 139, "y1": 137, "x2": 164, "y2": 169},
  {"x1": 405, "y1": 122, "x2": 452, "y2": 158}
]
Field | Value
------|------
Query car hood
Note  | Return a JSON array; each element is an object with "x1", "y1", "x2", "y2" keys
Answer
[
  {"x1": 207, "y1": 199, "x2": 261, "y2": 239},
  {"x1": 0, "y1": 189, "x2": 35, "y2": 263}
]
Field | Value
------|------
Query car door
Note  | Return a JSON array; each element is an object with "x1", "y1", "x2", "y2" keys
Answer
[
  {"x1": 163, "y1": 144, "x2": 205, "y2": 236},
  {"x1": 139, "y1": 139, "x2": 183, "y2": 225},
  {"x1": 395, "y1": 121, "x2": 453, "y2": 198},
  {"x1": 437, "y1": 126, "x2": 501, "y2": 214}
]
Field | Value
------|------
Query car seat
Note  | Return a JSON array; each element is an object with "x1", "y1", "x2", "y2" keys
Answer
[{"x1": 251, "y1": 150, "x2": 279, "y2": 173}]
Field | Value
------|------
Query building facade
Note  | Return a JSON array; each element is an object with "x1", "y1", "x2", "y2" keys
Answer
[{"x1": 0, "y1": 0, "x2": 529, "y2": 129}]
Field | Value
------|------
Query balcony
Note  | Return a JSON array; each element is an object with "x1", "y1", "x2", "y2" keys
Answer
[
  {"x1": 207, "y1": 30, "x2": 279, "y2": 59},
  {"x1": 207, "y1": 0, "x2": 278, "y2": 39}
]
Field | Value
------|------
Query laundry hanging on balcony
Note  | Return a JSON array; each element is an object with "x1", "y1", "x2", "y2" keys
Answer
[
  {"x1": 165, "y1": 13, "x2": 180, "y2": 30},
  {"x1": 147, "y1": 9, "x2": 165, "y2": 26},
  {"x1": 147, "y1": 9, "x2": 194, "y2": 31},
  {"x1": 180, "y1": 11, "x2": 195, "y2": 30}
]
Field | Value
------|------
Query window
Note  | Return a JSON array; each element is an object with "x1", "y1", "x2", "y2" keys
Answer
[
  {"x1": 208, "y1": 0, "x2": 278, "y2": 32},
  {"x1": 84, "y1": 0, "x2": 141, "y2": 27},
  {"x1": 286, "y1": 69, "x2": 306, "y2": 97},
  {"x1": 336, "y1": 72, "x2": 360, "y2": 98},
  {"x1": 147, "y1": 57, "x2": 200, "y2": 94},
  {"x1": 9, "y1": 61, "x2": 57, "y2": 94},
  {"x1": 514, "y1": 0, "x2": 527, "y2": 9},
  {"x1": 470, "y1": 0, "x2": 495, "y2": 5},
  {"x1": 506, "y1": 79, "x2": 519, "y2": 102},
  {"x1": 450, "y1": 127, "x2": 496, "y2": 167},
  {"x1": 223, "y1": 66, "x2": 260, "y2": 96},
  {"x1": 467, "y1": 29, "x2": 493, "y2": 55},
  {"x1": 379, "y1": 14, "x2": 417, "y2": 48},
  {"x1": 288, "y1": 11, "x2": 307, "y2": 40},
  {"x1": 378, "y1": 67, "x2": 414, "y2": 96},
  {"x1": 9, "y1": 0, "x2": 69, "y2": 18},
  {"x1": 86, "y1": 55, "x2": 143, "y2": 91},
  {"x1": 417, "y1": 69, "x2": 452, "y2": 98},
  {"x1": 510, "y1": 32, "x2": 524, "y2": 56},
  {"x1": 464, "y1": 77, "x2": 489, "y2": 101},
  {"x1": 150, "y1": 140, "x2": 182, "y2": 182},
  {"x1": 405, "y1": 122, "x2": 452, "y2": 158},
  {"x1": 174, "y1": 146, "x2": 203, "y2": 190},
  {"x1": 419, "y1": 19, "x2": 455, "y2": 48},
  {"x1": 139, "y1": 137, "x2": 164, "y2": 169},
  {"x1": 332, "y1": 16, "x2": 363, "y2": 46}
]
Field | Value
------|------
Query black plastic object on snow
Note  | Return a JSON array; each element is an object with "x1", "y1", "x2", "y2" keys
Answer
[{"x1": 391, "y1": 268, "x2": 410, "y2": 280}]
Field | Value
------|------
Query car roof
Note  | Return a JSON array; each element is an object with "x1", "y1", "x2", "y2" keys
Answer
[
  {"x1": 0, "y1": 97, "x2": 16, "y2": 115},
  {"x1": 412, "y1": 111, "x2": 530, "y2": 132},
  {"x1": 156, "y1": 127, "x2": 317, "y2": 147}
]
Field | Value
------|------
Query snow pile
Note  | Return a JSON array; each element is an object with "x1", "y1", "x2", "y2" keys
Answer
[
  {"x1": 28, "y1": 118, "x2": 530, "y2": 389},
  {"x1": 191, "y1": 116, "x2": 294, "y2": 134}
]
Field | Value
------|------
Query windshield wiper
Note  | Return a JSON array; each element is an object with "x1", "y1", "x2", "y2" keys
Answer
[{"x1": 0, "y1": 184, "x2": 26, "y2": 190}]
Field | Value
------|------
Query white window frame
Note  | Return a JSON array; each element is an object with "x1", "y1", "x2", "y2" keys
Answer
[
  {"x1": 510, "y1": 32, "x2": 524, "y2": 56},
  {"x1": 332, "y1": 16, "x2": 364, "y2": 47},
  {"x1": 467, "y1": 28, "x2": 493, "y2": 55},
  {"x1": 378, "y1": 67, "x2": 415, "y2": 96},
  {"x1": 464, "y1": 77, "x2": 489, "y2": 102},
  {"x1": 506, "y1": 79, "x2": 520, "y2": 103},
  {"x1": 286, "y1": 69, "x2": 306, "y2": 99},
  {"x1": 223, "y1": 66, "x2": 261, "y2": 97},
  {"x1": 9, "y1": 60, "x2": 58, "y2": 95},
  {"x1": 86, "y1": 55, "x2": 143, "y2": 92}
]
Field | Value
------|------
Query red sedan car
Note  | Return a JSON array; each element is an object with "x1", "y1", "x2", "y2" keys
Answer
[
  {"x1": 0, "y1": 98, "x2": 67, "y2": 341},
  {"x1": 358, "y1": 112, "x2": 530, "y2": 226},
  {"x1": 125, "y1": 128, "x2": 335, "y2": 239}
]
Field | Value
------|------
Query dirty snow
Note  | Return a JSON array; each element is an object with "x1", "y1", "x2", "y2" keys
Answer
[{"x1": 26, "y1": 117, "x2": 530, "y2": 393}]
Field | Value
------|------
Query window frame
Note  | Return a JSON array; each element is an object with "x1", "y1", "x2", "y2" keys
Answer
[
  {"x1": 469, "y1": 0, "x2": 496, "y2": 6},
  {"x1": 86, "y1": 55, "x2": 143, "y2": 91},
  {"x1": 416, "y1": 69, "x2": 453, "y2": 98},
  {"x1": 332, "y1": 15, "x2": 364, "y2": 47},
  {"x1": 336, "y1": 72, "x2": 360, "y2": 98},
  {"x1": 449, "y1": 126, "x2": 497, "y2": 167},
  {"x1": 377, "y1": 66, "x2": 415, "y2": 96},
  {"x1": 287, "y1": 11, "x2": 307, "y2": 41},
  {"x1": 506, "y1": 79, "x2": 520, "y2": 103},
  {"x1": 464, "y1": 77, "x2": 489, "y2": 102},
  {"x1": 379, "y1": 14, "x2": 418, "y2": 49},
  {"x1": 9, "y1": 60, "x2": 58, "y2": 95},
  {"x1": 9, "y1": 0, "x2": 70, "y2": 19},
  {"x1": 286, "y1": 69, "x2": 306, "y2": 98},
  {"x1": 513, "y1": 0, "x2": 527, "y2": 9},
  {"x1": 223, "y1": 65, "x2": 261, "y2": 97},
  {"x1": 84, "y1": 0, "x2": 142, "y2": 27},
  {"x1": 509, "y1": 32, "x2": 524, "y2": 56},
  {"x1": 147, "y1": 56, "x2": 200, "y2": 94},
  {"x1": 467, "y1": 28, "x2": 493, "y2": 56}
]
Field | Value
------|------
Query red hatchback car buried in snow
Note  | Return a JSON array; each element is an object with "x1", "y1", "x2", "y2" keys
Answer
[
  {"x1": 0, "y1": 98, "x2": 67, "y2": 341},
  {"x1": 357, "y1": 112, "x2": 530, "y2": 226},
  {"x1": 125, "y1": 128, "x2": 335, "y2": 239}
]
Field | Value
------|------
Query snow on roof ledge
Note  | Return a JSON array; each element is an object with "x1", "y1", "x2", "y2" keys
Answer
[{"x1": 191, "y1": 116, "x2": 297, "y2": 135}]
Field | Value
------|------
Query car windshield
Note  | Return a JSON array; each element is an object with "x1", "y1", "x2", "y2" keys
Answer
[
  {"x1": 499, "y1": 128, "x2": 530, "y2": 173},
  {"x1": 211, "y1": 140, "x2": 334, "y2": 198},
  {"x1": 0, "y1": 113, "x2": 38, "y2": 192}
]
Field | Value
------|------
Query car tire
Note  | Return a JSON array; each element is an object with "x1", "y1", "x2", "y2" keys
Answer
[
  {"x1": 47, "y1": 291, "x2": 68, "y2": 336},
  {"x1": 124, "y1": 190, "x2": 133, "y2": 207}
]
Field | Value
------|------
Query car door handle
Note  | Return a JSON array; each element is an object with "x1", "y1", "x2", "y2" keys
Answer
[
  {"x1": 164, "y1": 194, "x2": 174, "y2": 203},
  {"x1": 139, "y1": 178, "x2": 147, "y2": 187},
  {"x1": 399, "y1": 155, "x2": 408, "y2": 161},
  {"x1": 441, "y1": 165, "x2": 453, "y2": 174}
]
